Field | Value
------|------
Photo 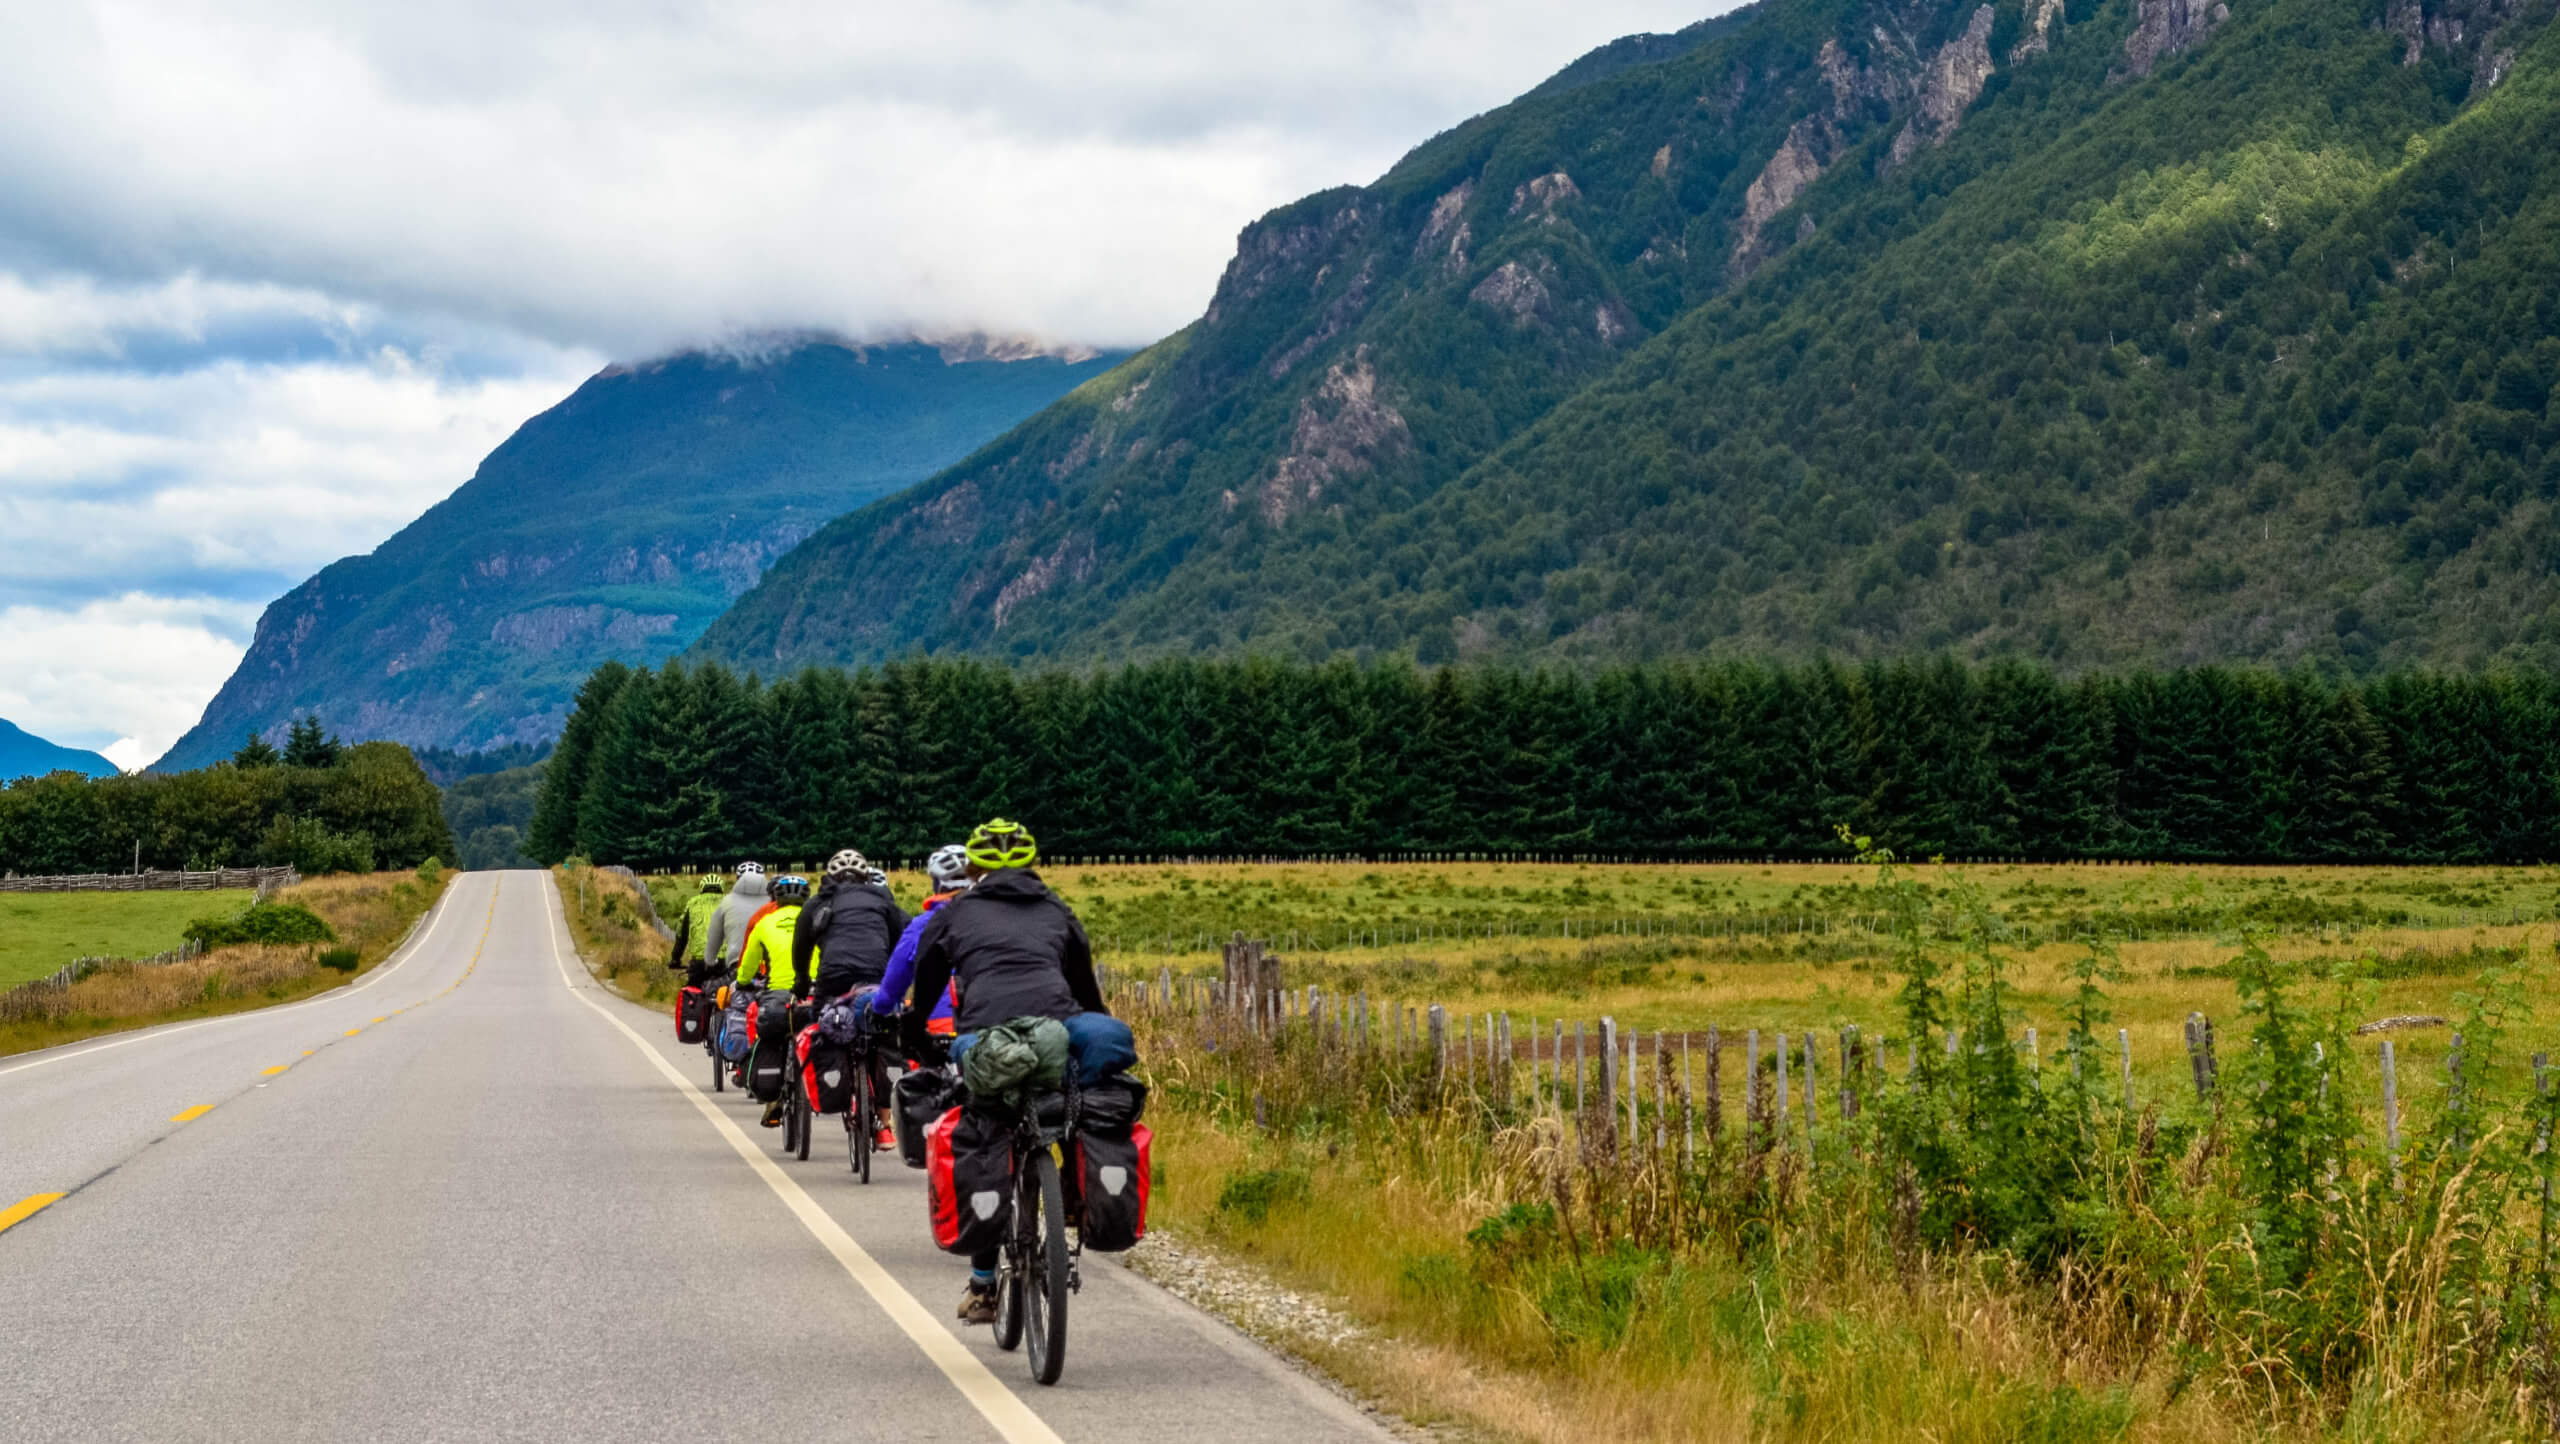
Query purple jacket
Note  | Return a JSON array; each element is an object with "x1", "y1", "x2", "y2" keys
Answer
[{"x1": 869, "y1": 891, "x2": 958, "y2": 1025}]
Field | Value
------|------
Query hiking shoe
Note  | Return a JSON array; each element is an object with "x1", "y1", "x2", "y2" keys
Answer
[
  {"x1": 876, "y1": 1126, "x2": 898, "y2": 1150},
  {"x1": 761, "y1": 1101, "x2": 785, "y2": 1128},
  {"x1": 958, "y1": 1281, "x2": 999, "y2": 1326}
]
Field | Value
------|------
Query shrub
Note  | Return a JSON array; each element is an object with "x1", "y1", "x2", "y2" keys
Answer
[
  {"x1": 316, "y1": 946, "x2": 360, "y2": 972},
  {"x1": 415, "y1": 856, "x2": 445, "y2": 884},
  {"x1": 1215, "y1": 1166, "x2": 1311, "y2": 1225},
  {"x1": 259, "y1": 815, "x2": 377, "y2": 875},
  {"x1": 185, "y1": 901, "x2": 336, "y2": 948}
]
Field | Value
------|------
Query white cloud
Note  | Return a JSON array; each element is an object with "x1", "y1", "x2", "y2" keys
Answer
[
  {"x1": 0, "y1": 0, "x2": 1719, "y2": 354},
  {"x1": 0, "y1": 593, "x2": 266, "y2": 766},
  {"x1": 0, "y1": 314, "x2": 599, "y2": 606}
]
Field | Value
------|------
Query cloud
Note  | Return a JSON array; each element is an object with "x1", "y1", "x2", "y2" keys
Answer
[
  {"x1": 0, "y1": 0, "x2": 1719, "y2": 354},
  {"x1": 0, "y1": 593, "x2": 267, "y2": 768},
  {"x1": 0, "y1": 302, "x2": 599, "y2": 610}
]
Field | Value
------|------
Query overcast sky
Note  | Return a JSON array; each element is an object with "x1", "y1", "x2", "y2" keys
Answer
[{"x1": 0, "y1": 0, "x2": 1717, "y2": 769}]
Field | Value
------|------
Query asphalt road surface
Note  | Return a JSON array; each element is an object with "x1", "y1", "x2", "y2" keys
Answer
[{"x1": 0, "y1": 871, "x2": 1390, "y2": 1442}]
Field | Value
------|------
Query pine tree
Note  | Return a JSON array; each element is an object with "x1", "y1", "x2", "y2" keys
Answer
[
  {"x1": 282, "y1": 715, "x2": 343, "y2": 768},
  {"x1": 232, "y1": 733, "x2": 281, "y2": 769},
  {"x1": 526, "y1": 660, "x2": 632, "y2": 865}
]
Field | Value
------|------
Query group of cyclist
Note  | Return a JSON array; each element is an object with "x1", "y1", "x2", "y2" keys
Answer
[{"x1": 665, "y1": 817, "x2": 1116, "y2": 1326}]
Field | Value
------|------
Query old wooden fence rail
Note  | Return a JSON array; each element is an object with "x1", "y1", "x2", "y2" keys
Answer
[{"x1": 0, "y1": 866, "x2": 298, "y2": 897}]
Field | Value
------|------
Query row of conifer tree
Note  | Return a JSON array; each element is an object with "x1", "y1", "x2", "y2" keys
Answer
[{"x1": 522, "y1": 655, "x2": 2560, "y2": 868}]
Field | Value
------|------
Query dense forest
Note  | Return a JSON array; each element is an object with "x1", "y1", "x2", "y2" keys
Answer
[
  {"x1": 525, "y1": 656, "x2": 2560, "y2": 868},
  {"x1": 0, "y1": 741, "x2": 453, "y2": 877},
  {"x1": 703, "y1": 0, "x2": 2560, "y2": 678}
]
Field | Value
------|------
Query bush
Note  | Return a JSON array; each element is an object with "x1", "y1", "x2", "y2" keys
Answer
[
  {"x1": 185, "y1": 901, "x2": 336, "y2": 949},
  {"x1": 316, "y1": 946, "x2": 360, "y2": 972},
  {"x1": 415, "y1": 856, "x2": 445, "y2": 884},
  {"x1": 259, "y1": 815, "x2": 377, "y2": 875},
  {"x1": 1214, "y1": 1166, "x2": 1311, "y2": 1224}
]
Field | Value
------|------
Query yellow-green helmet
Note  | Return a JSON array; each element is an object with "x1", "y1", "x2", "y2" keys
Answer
[
  {"x1": 964, "y1": 817, "x2": 1037, "y2": 871},
  {"x1": 697, "y1": 874, "x2": 723, "y2": 892}
]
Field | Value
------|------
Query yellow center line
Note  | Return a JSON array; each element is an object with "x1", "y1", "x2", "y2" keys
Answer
[
  {"x1": 343, "y1": 1029, "x2": 361, "y2": 1037},
  {"x1": 301, "y1": 1050, "x2": 314, "y2": 1056},
  {"x1": 170, "y1": 1104, "x2": 213, "y2": 1123},
  {"x1": 260, "y1": 1065, "x2": 288, "y2": 1076},
  {"x1": 0, "y1": 1193, "x2": 65, "y2": 1236},
  {"x1": 370, "y1": 1016, "x2": 386, "y2": 1024}
]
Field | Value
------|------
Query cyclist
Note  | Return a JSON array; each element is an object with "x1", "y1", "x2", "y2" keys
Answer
[
  {"x1": 867, "y1": 842, "x2": 971, "y2": 1039},
  {"x1": 796, "y1": 849, "x2": 909, "y2": 1145},
  {"x1": 900, "y1": 819, "x2": 1112, "y2": 1324},
  {"x1": 738, "y1": 873, "x2": 812, "y2": 1127},
  {"x1": 703, "y1": 862, "x2": 769, "y2": 982},
  {"x1": 666, "y1": 874, "x2": 727, "y2": 988}
]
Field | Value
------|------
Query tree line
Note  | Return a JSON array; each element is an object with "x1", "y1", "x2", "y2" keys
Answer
[
  {"x1": 524, "y1": 655, "x2": 2560, "y2": 868},
  {"x1": 0, "y1": 740, "x2": 454, "y2": 876}
]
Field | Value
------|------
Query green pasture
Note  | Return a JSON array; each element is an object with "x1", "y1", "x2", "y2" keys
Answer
[{"x1": 0, "y1": 889, "x2": 254, "y2": 989}]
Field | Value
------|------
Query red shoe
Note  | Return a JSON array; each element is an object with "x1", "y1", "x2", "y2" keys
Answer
[{"x1": 876, "y1": 1126, "x2": 897, "y2": 1149}]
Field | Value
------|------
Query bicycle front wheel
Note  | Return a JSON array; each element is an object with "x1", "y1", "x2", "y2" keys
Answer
[{"x1": 1023, "y1": 1148, "x2": 1070, "y2": 1386}]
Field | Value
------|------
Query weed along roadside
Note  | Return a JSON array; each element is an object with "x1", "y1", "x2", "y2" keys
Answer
[
  {"x1": 0, "y1": 862, "x2": 456, "y2": 1058},
  {"x1": 557, "y1": 861, "x2": 677, "y2": 1004},
  {"x1": 1033, "y1": 850, "x2": 2560, "y2": 1441}
]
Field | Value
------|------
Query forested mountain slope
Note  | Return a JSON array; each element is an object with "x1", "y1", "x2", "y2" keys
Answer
[
  {"x1": 701, "y1": 0, "x2": 2560, "y2": 674},
  {"x1": 155, "y1": 341, "x2": 1119, "y2": 771}
]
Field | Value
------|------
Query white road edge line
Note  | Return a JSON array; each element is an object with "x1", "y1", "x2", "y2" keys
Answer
[
  {"x1": 0, "y1": 872, "x2": 483, "y2": 1084},
  {"x1": 537, "y1": 873, "x2": 1062, "y2": 1444}
]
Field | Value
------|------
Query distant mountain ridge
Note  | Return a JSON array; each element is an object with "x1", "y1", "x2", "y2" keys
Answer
[
  {"x1": 0, "y1": 718, "x2": 116, "y2": 781},
  {"x1": 697, "y1": 0, "x2": 2560, "y2": 677},
  {"x1": 156, "y1": 340, "x2": 1122, "y2": 772}
]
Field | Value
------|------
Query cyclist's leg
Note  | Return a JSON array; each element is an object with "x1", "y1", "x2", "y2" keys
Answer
[{"x1": 959, "y1": 1244, "x2": 1000, "y2": 1324}]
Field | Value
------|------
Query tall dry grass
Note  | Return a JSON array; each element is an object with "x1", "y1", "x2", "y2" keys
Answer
[{"x1": 558, "y1": 862, "x2": 676, "y2": 1004}]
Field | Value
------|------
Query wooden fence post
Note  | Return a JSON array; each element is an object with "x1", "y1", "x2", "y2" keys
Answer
[
  {"x1": 1428, "y1": 1005, "x2": 1448, "y2": 1082},
  {"x1": 1777, "y1": 1032, "x2": 1791, "y2": 1141},
  {"x1": 1600, "y1": 1017, "x2": 1620, "y2": 1148},
  {"x1": 1746, "y1": 1028, "x2": 1762, "y2": 1151},
  {"x1": 2119, "y1": 1028, "x2": 2134, "y2": 1110},
  {"x1": 1706, "y1": 1025, "x2": 1723, "y2": 1149},
  {"x1": 1839, "y1": 1026, "x2": 1859, "y2": 1121},
  {"x1": 2382, "y1": 1037, "x2": 2402, "y2": 1190},
  {"x1": 1654, "y1": 1030, "x2": 1667, "y2": 1153}
]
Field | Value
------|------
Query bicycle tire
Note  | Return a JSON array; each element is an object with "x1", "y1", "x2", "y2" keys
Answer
[
  {"x1": 994, "y1": 1246, "x2": 1025, "y2": 1352},
  {"x1": 1024, "y1": 1148, "x2": 1070, "y2": 1385},
  {"x1": 793, "y1": 1085, "x2": 811, "y2": 1160},
  {"x1": 851, "y1": 1061, "x2": 873, "y2": 1182},
  {"x1": 710, "y1": 1041, "x2": 724, "y2": 1093}
]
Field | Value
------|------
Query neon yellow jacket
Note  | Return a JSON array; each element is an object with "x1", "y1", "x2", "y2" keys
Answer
[
  {"x1": 682, "y1": 890, "x2": 724, "y2": 965},
  {"x1": 737, "y1": 905, "x2": 804, "y2": 994}
]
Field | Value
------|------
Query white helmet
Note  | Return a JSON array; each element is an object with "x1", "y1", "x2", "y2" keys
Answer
[
  {"x1": 925, "y1": 843, "x2": 971, "y2": 892},
  {"x1": 825, "y1": 849, "x2": 869, "y2": 881},
  {"x1": 734, "y1": 861, "x2": 765, "y2": 876}
]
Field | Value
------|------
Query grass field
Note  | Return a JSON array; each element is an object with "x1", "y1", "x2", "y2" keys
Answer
[
  {"x1": 650, "y1": 857, "x2": 2560, "y2": 1439},
  {"x1": 0, "y1": 871, "x2": 448, "y2": 1057},
  {"x1": 0, "y1": 889, "x2": 254, "y2": 989}
]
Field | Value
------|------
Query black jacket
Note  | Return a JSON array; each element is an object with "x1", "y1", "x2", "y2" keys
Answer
[
  {"x1": 901, "y1": 869, "x2": 1103, "y2": 1054},
  {"x1": 792, "y1": 879, "x2": 909, "y2": 1001}
]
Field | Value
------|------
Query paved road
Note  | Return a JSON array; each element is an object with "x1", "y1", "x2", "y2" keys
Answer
[{"x1": 0, "y1": 871, "x2": 1387, "y2": 1442}]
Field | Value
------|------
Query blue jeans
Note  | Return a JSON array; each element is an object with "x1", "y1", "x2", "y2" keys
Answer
[{"x1": 948, "y1": 1012, "x2": 1135, "y2": 1086}]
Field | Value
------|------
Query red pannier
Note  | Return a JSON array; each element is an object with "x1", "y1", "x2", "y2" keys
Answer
[
  {"x1": 798, "y1": 1026, "x2": 856, "y2": 1115},
  {"x1": 674, "y1": 985, "x2": 708, "y2": 1045},
  {"x1": 926, "y1": 1106, "x2": 1013, "y2": 1256},
  {"x1": 1073, "y1": 1123, "x2": 1151, "y2": 1252}
]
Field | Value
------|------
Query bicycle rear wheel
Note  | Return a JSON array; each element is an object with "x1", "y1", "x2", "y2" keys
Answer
[
  {"x1": 793, "y1": 1082, "x2": 812, "y2": 1161},
  {"x1": 709, "y1": 1037, "x2": 724, "y2": 1093},
  {"x1": 850, "y1": 1059, "x2": 873, "y2": 1182},
  {"x1": 1023, "y1": 1149, "x2": 1070, "y2": 1385}
]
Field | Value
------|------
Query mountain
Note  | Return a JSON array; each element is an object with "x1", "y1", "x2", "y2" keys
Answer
[
  {"x1": 698, "y1": 0, "x2": 2560, "y2": 678},
  {"x1": 0, "y1": 718, "x2": 116, "y2": 781},
  {"x1": 155, "y1": 340, "x2": 1123, "y2": 771}
]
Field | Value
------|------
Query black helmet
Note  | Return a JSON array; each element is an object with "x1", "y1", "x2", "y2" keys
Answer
[{"x1": 769, "y1": 874, "x2": 812, "y2": 904}]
